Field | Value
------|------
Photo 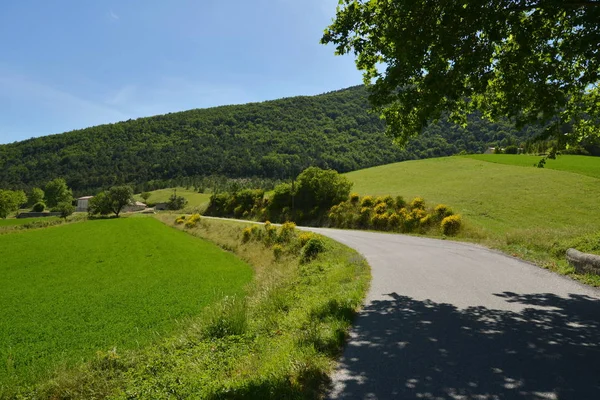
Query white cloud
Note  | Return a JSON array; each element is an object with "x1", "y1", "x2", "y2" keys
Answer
[{"x1": 109, "y1": 9, "x2": 119, "y2": 20}]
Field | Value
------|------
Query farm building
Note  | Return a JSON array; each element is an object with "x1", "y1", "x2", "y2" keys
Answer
[
  {"x1": 76, "y1": 196, "x2": 94, "y2": 212},
  {"x1": 123, "y1": 201, "x2": 147, "y2": 213}
]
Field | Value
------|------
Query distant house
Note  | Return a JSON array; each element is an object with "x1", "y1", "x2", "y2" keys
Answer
[
  {"x1": 77, "y1": 196, "x2": 94, "y2": 212},
  {"x1": 123, "y1": 201, "x2": 147, "y2": 213},
  {"x1": 484, "y1": 147, "x2": 496, "y2": 154}
]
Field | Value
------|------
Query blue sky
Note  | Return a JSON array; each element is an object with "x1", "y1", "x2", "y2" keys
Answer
[{"x1": 0, "y1": 0, "x2": 362, "y2": 144}]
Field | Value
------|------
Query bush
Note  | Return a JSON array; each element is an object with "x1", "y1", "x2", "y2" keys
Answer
[
  {"x1": 175, "y1": 215, "x2": 186, "y2": 224},
  {"x1": 441, "y1": 215, "x2": 462, "y2": 236},
  {"x1": 505, "y1": 145, "x2": 519, "y2": 154},
  {"x1": 374, "y1": 203, "x2": 387, "y2": 214},
  {"x1": 242, "y1": 227, "x2": 253, "y2": 243},
  {"x1": 55, "y1": 201, "x2": 75, "y2": 219},
  {"x1": 360, "y1": 196, "x2": 374, "y2": 207},
  {"x1": 184, "y1": 214, "x2": 201, "y2": 228},
  {"x1": 278, "y1": 221, "x2": 297, "y2": 244},
  {"x1": 32, "y1": 202, "x2": 45, "y2": 212},
  {"x1": 371, "y1": 213, "x2": 389, "y2": 230},
  {"x1": 395, "y1": 195, "x2": 406, "y2": 209},
  {"x1": 301, "y1": 237, "x2": 326, "y2": 262},
  {"x1": 349, "y1": 193, "x2": 360, "y2": 204},
  {"x1": 264, "y1": 221, "x2": 277, "y2": 245},
  {"x1": 272, "y1": 244, "x2": 284, "y2": 260},
  {"x1": 298, "y1": 232, "x2": 316, "y2": 247},
  {"x1": 167, "y1": 194, "x2": 187, "y2": 211},
  {"x1": 388, "y1": 212, "x2": 401, "y2": 230},
  {"x1": 410, "y1": 197, "x2": 426, "y2": 210},
  {"x1": 434, "y1": 204, "x2": 453, "y2": 220}
]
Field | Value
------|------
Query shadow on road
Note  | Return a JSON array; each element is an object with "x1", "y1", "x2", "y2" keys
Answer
[{"x1": 329, "y1": 292, "x2": 600, "y2": 399}]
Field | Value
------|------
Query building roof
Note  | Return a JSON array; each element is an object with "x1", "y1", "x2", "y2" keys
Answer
[{"x1": 78, "y1": 196, "x2": 94, "y2": 200}]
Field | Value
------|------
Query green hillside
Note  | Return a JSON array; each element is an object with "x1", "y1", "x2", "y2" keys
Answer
[
  {"x1": 463, "y1": 154, "x2": 600, "y2": 179},
  {"x1": 346, "y1": 156, "x2": 600, "y2": 244},
  {"x1": 0, "y1": 86, "x2": 544, "y2": 194}
]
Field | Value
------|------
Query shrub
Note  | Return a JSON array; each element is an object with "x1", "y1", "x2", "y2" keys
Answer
[
  {"x1": 203, "y1": 296, "x2": 247, "y2": 338},
  {"x1": 505, "y1": 145, "x2": 519, "y2": 154},
  {"x1": 175, "y1": 216, "x2": 186, "y2": 224},
  {"x1": 371, "y1": 213, "x2": 389, "y2": 230},
  {"x1": 264, "y1": 221, "x2": 277, "y2": 245},
  {"x1": 299, "y1": 232, "x2": 316, "y2": 247},
  {"x1": 410, "y1": 197, "x2": 426, "y2": 210},
  {"x1": 388, "y1": 213, "x2": 401, "y2": 230},
  {"x1": 395, "y1": 195, "x2": 406, "y2": 209},
  {"x1": 272, "y1": 244, "x2": 284, "y2": 260},
  {"x1": 278, "y1": 221, "x2": 297, "y2": 243},
  {"x1": 374, "y1": 203, "x2": 387, "y2": 215},
  {"x1": 32, "y1": 202, "x2": 45, "y2": 212},
  {"x1": 434, "y1": 204, "x2": 453, "y2": 220},
  {"x1": 349, "y1": 193, "x2": 360, "y2": 204},
  {"x1": 242, "y1": 227, "x2": 253, "y2": 243},
  {"x1": 184, "y1": 214, "x2": 201, "y2": 228},
  {"x1": 382, "y1": 195, "x2": 394, "y2": 207},
  {"x1": 360, "y1": 196, "x2": 374, "y2": 207},
  {"x1": 302, "y1": 237, "x2": 326, "y2": 262},
  {"x1": 55, "y1": 201, "x2": 75, "y2": 219},
  {"x1": 441, "y1": 215, "x2": 462, "y2": 236}
]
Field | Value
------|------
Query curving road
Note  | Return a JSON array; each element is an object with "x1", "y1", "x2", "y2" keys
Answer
[{"x1": 302, "y1": 228, "x2": 600, "y2": 400}]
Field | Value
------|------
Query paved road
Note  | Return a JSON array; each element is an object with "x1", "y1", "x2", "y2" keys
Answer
[{"x1": 302, "y1": 228, "x2": 600, "y2": 400}]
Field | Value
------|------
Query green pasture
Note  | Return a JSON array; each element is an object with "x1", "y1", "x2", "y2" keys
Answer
[
  {"x1": 462, "y1": 154, "x2": 600, "y2": 179},
  {"x1": 135, "y1": 187, "x2": 211, "y2": 211},
  {"x1": 0, "y1": 218, "x2": 252, "y2": 391}
]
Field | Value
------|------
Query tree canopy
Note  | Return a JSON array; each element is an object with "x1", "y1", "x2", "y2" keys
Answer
[
  {"x1": 44, "y1": 178, "x2": 72, "y2": 208},
  {"x1": 322, "y1": 1, "x2": 600, "y2": 150},
  {"x1": 1, "y1": 86, "x2": 565, "y2": 194}
]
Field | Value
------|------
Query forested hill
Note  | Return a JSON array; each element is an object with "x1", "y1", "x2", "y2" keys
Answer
[{"x1": 0, "y1": 85, "x2": 542, "y2": 193}]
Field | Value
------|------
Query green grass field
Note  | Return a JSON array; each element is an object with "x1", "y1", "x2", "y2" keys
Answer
[
  {"x1": 346, "y1": 156, "x2": 600, "y2": 235},
  {"x1": 0, "y1": 218, "x2": 252, "y2": 391},
  {"x1": 135, "y1": 187, "x2": 211, "y2": 212},
  {"x1": 0, "y1": 217, "x2": 60, "y2": 227},
  {"x1": 462, "y1": 154, "x2": 600, "y2": 179}
]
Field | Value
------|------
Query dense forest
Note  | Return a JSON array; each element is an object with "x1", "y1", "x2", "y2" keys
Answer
[{"x1": 0, "y1": 85, "x2": 554, "y2": 195}]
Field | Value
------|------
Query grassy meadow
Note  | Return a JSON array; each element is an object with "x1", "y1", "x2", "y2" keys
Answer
[
  {"x1": 135, "y1": 187, "x2": 211, "y2": 212},
  {"x1": 0, "y1": 218, "x2": 252, "y2": 393},
  {"x1": 345, "y1": 155, "x2": 600, "y2": 283},
  {"x1": 463, "y1": 154, "x2": 600, "y2": 179}
]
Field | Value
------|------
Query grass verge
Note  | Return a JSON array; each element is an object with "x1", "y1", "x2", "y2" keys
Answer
[{"x1": 13, "y1": 215, "x2": 370, "y2": 399}]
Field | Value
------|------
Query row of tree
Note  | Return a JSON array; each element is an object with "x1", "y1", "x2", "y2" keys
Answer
[{"x1": 0, "y1": 178, "x2": 74, "y2": 218}]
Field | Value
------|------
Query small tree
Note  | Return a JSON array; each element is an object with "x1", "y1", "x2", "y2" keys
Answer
[
  {"x1": 140, "y1": 192, "x2": 151, "y2": 203},
  {"x1": 0, "y1": 190, "x2": 27, "y2": 219},
  {"x1": 45, "y1": 178, "x2": 72, "y2": 208},
  {"x1": 55, "y1": 201, "x2": 75, "y2": 220},
  {"x1": 29, "y1": 188, "x2": 45, "y2": 206},
  {"x1": 32, "y1": 202, "x2": 46, "y2": 212},
  {"x1": 166, "y1": 193, "x2": 187, "y2": 210},
  {"x1": 108, "y1": 186, "x2": 134, "y2": 217},
  {"x1": 88, "y1": 192, "x2": 112, "y2": 216}
]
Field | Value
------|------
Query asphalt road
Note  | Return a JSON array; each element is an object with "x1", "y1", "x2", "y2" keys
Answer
[{"x1": 302, "y1": 228, "x2": 600, "y2": 400}]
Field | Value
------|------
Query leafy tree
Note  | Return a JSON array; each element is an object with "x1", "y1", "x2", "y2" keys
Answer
[
  {"x1": 166, "y1": 193, "x2": 188, "y2": 210},
  {"x1": 55, "y1": 201, "x2": 75, "y2": 219},
  {"x1": 322, "y1": 1, "x2": 600, "y2": 150},
  {"x1": 28, "y1": 188, "x2": 44, "y2": 206},
  {"x1": 0, "y1": 189, "x2": 27, "y2": 219},
  {"x1": 140, "y1": 192, "x2": 152, "y2": 203},
  {"x1": 108, "y1": 186, "x2": 134, "y2": 217},
  {"x1": 32, "y1": 202, "x2": 46, "y2": 212},
  {"x1": 88, "y1": 192, "x2": 112, "y2": 216},
  {"x1": 45, "y1": 178, "x2": 72, "y2": 207},
  {"x1": 294, "y1": 167, "x2": 353, "y2": 220}
]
